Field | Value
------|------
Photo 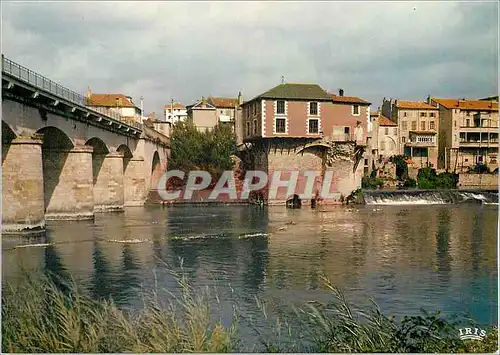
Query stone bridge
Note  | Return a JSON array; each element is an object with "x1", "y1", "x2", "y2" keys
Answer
[{"x1": 1, "y1": 56, "x2": 170, "y2": 235}]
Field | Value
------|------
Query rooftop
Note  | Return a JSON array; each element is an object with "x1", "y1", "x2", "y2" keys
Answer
[
  {"x1": 432, "y1": 98, "x2": 498, "y2": 111},
  {"x1": 207, "y1": 97, "x2": 238, "y2": 108},
  {"x1": 395, "y1": 100, "x2": 436, "y2": 110},
  {"x1": 164, "y1": 103, "x2": 186, "y2": 110},
  {"x1": 87, "y1": 93, "x2": 138, "y2": 108},
  {"x1": 377, "y1": 114, "x2": 397, "y2": 126},
  {"x1": 253, "y1": 83, "x2": 333, "y2": 101},
  {"x1": 331, "y1": 94, "x2": 371, "y2": 105}
]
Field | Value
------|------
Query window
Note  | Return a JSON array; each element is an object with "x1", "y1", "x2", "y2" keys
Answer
[
  {"x1": 275, "y1": 118, "x2": 286, "y2": 133},
  {"x1": 246, "y1": 121, "x2": 250, "y2": 136},
  {"x1": 309, "y1": 102, "x2": 318, "y2": 115},
  {"x1": 308, "y1": 119, "x2": 319, "y2": 133},
  {"x1": 220, "y1": 110, "x2": 224, "y2": 114},
  {"x1": 393, "y1": 127, "x2": 397, "y2": 135},
  {"x1": 380, "y1": 141, "x2": 386, "y2": 150},
  {"x1": 352, "y1": 105, "x2": 360, "y2": 115},
  {"x1": 420, "y1": 112, "x2": 426, "y2": 117},
  {"x1": 253, "y1": 119, "x2": 257, "y2": 135},
  {"x1": 420, "y1": 121, "x2": 426, "y2": 130},
  {"x1": 168, "y1": 109, "x2": 172, "y2": 113},
  {"x1": 253, "y1": 103, "x2": 257, "y2": 116},
  {"x1": 364, "y1": 158, "x2": 368, "y2": 166},
  {"x1": 430, "y1": 112, "x2": 435, "y2": 117},
  {"x1": 385, "y1": 127, "x2": 389, "y2": 135},
  {"x1": 429, "y1": 121, "x2": 435, "y2": 130},
  {"x1": 403, "y1": 112, "x2": 408, "y2": 117},
  {"x1": 276, "y1": 100, "x2": 286, "y2": 115},
  {"x1": 411, "y1": 121, "x2": 417, "y2": 130},
  {"x1": 402, "y1": 121, "x2": 408, "y2": 131},
  {"x1": 344, "y1": 126, "x2": 350, "y2": 134},
  {"x1": 466, "y1": 111, "x2": 470, "y2": 116},
  {"x1": 402, "y1": 136, "x2": 406, "y2": 143}
]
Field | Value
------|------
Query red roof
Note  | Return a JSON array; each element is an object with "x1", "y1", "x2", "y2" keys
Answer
[
  {"x1": 432, "y1": 98, "x2": 498, "y2": 111},
  {"x1": 208, "y1": 97, "x2": 238, "y2": 108},
  {"x1": 87, "y1": 93, "x2": 137, "y2": 108},
  {"x1": 331, "y1": 94, "x2": 371, "y2": 105},
  {"x1": 395, "y1": 100, "x2": 436, "y2": 110},
  {"x1": 377, "y1": 114, "x2": 397, "y2": 126},
  {"x1": 164, "y1": 104, "x2": 186, "y2": 110}
]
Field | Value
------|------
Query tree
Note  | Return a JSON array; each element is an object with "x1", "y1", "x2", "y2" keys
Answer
[{"x1": 168, "y1": 121, "x2": 237, "y2": 185}]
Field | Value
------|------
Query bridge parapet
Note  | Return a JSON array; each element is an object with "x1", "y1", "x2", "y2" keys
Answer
[{"x1": 2, "y1": 55, "x2": 142, "y2": 132}]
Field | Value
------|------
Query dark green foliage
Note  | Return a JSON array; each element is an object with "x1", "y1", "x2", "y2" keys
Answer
[
  {"x1": 168, "y1": 121, "x2": 237, "y2": 183},
  {"x1": 402, "y1": 178, "x2": 417, "y2": 188},
  {"x1": 468, "y1": 163, "x2": 491, "y2": 174},
  {"x1": 362, "y1": 176, "x2": 383, "y2": 189},
  {"x1": 389, "y1": 155, "x2": 409, "y2": 181},
  {"x1": 417, "y1": 168, "x2": 458, "y2": 189}
]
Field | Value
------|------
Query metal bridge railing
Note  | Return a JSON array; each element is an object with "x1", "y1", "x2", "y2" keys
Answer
[{"x1": 2, "y1": 55, "x2": 142, "y2": 131}]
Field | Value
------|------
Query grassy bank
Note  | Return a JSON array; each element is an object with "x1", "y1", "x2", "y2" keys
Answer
[{"x1": 2, "y1": 273, "x2": 497, "y2": 353}]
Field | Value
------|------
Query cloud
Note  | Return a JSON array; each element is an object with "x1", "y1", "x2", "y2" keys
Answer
[{"x1": 2, "y1": 1, "x2": 498, "y2": 115}]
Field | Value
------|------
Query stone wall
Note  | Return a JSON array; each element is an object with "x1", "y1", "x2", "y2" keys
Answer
[{"x1": 458, "y1": 173, "x2": 498, "y2": 190}]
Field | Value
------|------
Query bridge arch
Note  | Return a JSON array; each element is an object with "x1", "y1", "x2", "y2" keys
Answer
[
  {"x1": 151, "y1": 151, "x2": 162, "y2": 191},
  {"x1": 2, "y1": 121, "x2": 17, "y2": 164}
]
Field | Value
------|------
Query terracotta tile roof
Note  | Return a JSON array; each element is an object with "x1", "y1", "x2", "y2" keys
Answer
[
  {"x1": 395, "y1": 100, "x2": 436, "y2": 110},
  {"x1": 164, "y1": 104, "x2": 186, "y2": 110},
  {"x1": 377, "y1": 114, "x2": 397, "y2": 126},
  {"x1": 257, "y1": 83, "x2": 333, "y2": 101},
  {"x1": 331, "y1": 94, "x2": 371, "y2": 105},
  {"x1": 432, "y1": 98, "x2": 498, "y2": 111},
  {"x1": 87, "y1": 93, "x2": 137, "y2": 108},
  {"x1": 207, "y1": 97, "x2": 238, "y2": 108}
]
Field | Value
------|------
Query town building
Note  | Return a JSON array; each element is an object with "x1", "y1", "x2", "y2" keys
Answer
[
  {"x1": 164, "y1": 103, "x2": 187, "y2": 124},
  {"x1": 369, "y1": 111, "x2": 398, "y2": 173},
  {"x1": 381, "y1": 98, "x2": 439, "y2": 169},
  {"x1": 86, "y1": 89, "x2": 143, "y2": 124},
  {"x1": 186, "y1": 94, "x2": 241, "y2": 132},
  {"x1": 240, "y1": 83, "x2": 371, "y2": 205},
  {"x1": 429, "y1": 97, "x2": 498, "y2": 172}
]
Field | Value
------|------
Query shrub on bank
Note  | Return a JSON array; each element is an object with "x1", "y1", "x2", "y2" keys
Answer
[
  {"x1": 417, "y1": 167, "x2": 458, "y2": 189},
  {"x1": 2, "y1": 273, "x2": 497, "y2": 353}
]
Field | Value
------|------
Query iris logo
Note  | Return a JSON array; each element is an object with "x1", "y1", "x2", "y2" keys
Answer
[{"x1": 458, "y1": 327, "x2": 487, "y2": 341}]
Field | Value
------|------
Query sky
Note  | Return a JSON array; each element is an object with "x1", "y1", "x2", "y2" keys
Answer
[{"x1": 2, "y1": 1, "x2": 498, "y2": 117}]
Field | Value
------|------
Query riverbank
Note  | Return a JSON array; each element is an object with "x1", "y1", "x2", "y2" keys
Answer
[{"x1": 2, "y1": 273, "x2": 497, "y2": 353}]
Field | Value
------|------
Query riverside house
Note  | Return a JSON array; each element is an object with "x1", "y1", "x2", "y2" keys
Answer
[{"x1": 240, "y1": 82, "x2": 371, "y2": 205}]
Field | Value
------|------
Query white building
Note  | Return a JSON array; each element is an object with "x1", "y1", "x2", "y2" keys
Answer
[{"x1": 164, "y1": 103, "x2": 188, "y2": 124}]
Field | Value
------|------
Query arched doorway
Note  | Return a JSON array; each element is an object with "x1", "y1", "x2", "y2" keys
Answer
[{"x1": 151, "y1": 151, "x2": 162, "y2": 192}]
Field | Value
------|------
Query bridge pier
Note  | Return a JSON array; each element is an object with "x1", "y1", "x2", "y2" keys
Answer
[
  {"x1": 44, "y1": 145, "x2": 95, "y2": 220},
  {"x1": 2, "y1": 135, "x2": 46, "y2": 234},
  {"x1": 93, "y1": 152, "x2": 125, "y2": 212},
  {"x1": 124, "y1": 156, "x2": 147, "y2": 206}
]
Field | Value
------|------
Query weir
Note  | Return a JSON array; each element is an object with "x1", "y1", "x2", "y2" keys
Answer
[{"x1": 363, "y1": 189, "x2": 498, "y2": 205}]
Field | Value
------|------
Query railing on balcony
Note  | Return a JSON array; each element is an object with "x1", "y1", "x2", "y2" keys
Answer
[{"x1": 2, "y1": 55, "x2": 142, "y2": 130}]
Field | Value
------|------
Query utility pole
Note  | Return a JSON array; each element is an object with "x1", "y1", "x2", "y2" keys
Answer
[
  {"x1": 171, "y1": 98, "x2": 174, "y2": 123},
  {"x1": 281, "y1": 76, "x2": 285, "y2": 84}
]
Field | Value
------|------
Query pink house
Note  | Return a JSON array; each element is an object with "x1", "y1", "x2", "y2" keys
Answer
[{"x1": 240, "y1": 83, "x2": 371, "y2": 206}]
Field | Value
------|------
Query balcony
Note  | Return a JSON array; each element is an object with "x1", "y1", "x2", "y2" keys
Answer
[
  {"x1": 459, "y1": 139, "x2": 498, "y2": 147},
  {"x1": 405, "y1": 131, "x2": 437, "y2": 147}
]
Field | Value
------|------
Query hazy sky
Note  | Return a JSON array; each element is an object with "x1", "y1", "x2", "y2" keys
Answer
[{"x1": 2, "y1": 1, "x2": 498, "y2": 116}]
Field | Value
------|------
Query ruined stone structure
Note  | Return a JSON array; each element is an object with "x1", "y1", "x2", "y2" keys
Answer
[
  {"x1": 239, "y1": 137, "x2": 365, "y2": 206},
  {"x1": 2, "y1": 56, "x2": 169, "y2": 235}
]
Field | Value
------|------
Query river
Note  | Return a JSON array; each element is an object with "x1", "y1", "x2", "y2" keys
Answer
[{"x1": 2, "y1": 204, "x2": 498, "y2": 348}]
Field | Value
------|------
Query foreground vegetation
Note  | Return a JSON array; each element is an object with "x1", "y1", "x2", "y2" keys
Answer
[{"x1": 2, "y1": 273, "x2": 497, "y2": 353}]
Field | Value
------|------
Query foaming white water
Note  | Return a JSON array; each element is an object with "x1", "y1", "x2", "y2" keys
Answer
[
  {"x1": 365, "y1": 198, "x2": 447, "y2": 205},
  {"x1": 11, "y1": 243, "x2": 52, "y2": 249},
  {"x1": 238, "y1": 232, "x2": 269, "y2": 239}
]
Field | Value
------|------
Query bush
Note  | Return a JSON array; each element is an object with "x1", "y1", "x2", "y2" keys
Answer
[
  {"x1": 389, "y1": 155, "x2": 409, "y2": 181},
  {"x1": 402, "y1": 178, "x2": 417, "y2": 188},
  {"x1": 362, "y1": 176, "x2": 383, "y2": 189},
  {"x1": 417, "y1": 168, "x2": 458, "y2": 189}
]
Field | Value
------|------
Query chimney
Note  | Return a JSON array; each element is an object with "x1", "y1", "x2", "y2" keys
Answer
[
  {"x1": 87, "y1": 87, "x2": 92, "y2": 99},
  {"x1": 339, "y1": 89, "x2": 344, "y2": 97},
  {"x1": 237, "y1": 91, "x2": 243, "y2": 106}
]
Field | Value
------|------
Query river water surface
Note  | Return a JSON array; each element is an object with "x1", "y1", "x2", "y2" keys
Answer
[{"x1": 3, "y1": 204, "x2": 498, "y2": 347}]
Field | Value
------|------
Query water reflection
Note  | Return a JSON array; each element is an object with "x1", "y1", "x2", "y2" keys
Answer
[{"x1": 2, "y1": 204, "x2": 497, "y2": 328}]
